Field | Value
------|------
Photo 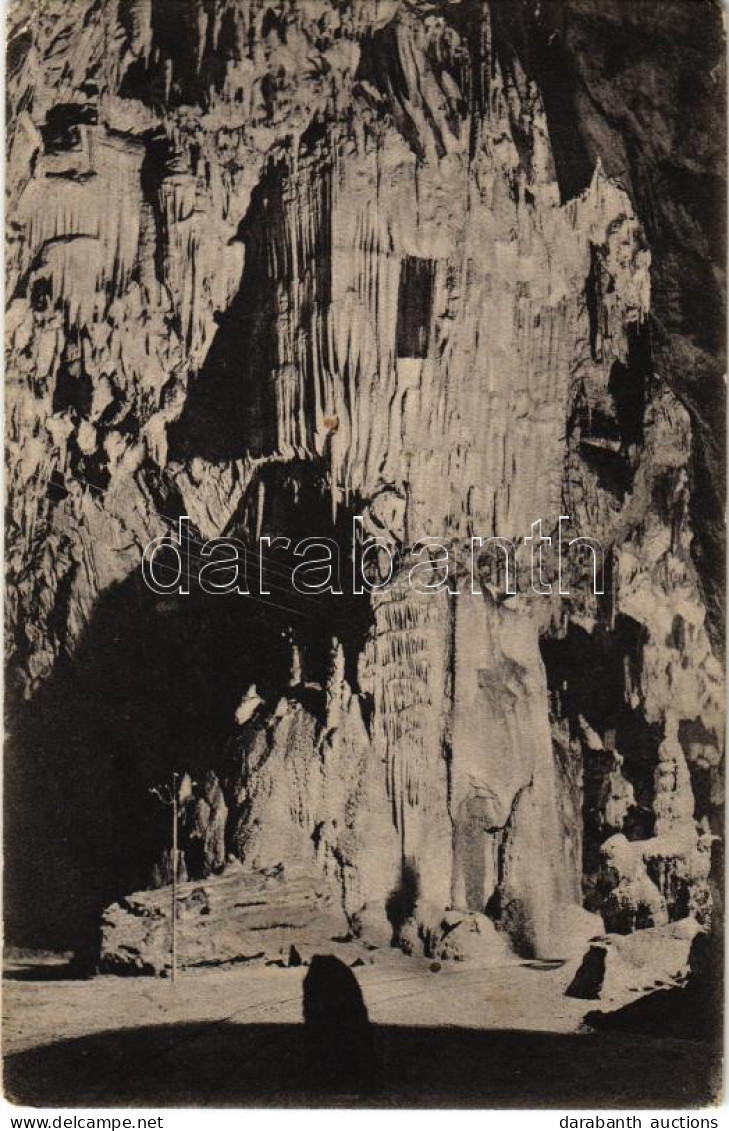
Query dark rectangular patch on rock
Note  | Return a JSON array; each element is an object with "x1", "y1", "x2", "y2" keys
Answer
[{"x1": 396, "y1": 255, "x2": 436, "y2": 358}]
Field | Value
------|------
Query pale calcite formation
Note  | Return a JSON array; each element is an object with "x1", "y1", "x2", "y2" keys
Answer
[{"x1": 5, "y1": 0, "x2": 722, "y2": 966}]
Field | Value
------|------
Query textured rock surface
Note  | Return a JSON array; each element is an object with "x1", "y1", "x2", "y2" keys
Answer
[
  {"x1": 490, "y1": 0, "x2": 727, "y2": 655},
  {"x1": 431, "y1": 909, "x2": 514, "y2": 966},
  {"x1": 566, "y1": 917, "x2": 702, "y2": 1003},
  {"x1": 5, "y1": 0, "x2": 724, "y2": 979},
  {"x1": 100, "y1": 864, "x2": 353, "y2": 975},
  {"x1": 583, "y1": 916, "x2": 723, "y2": 1043}
]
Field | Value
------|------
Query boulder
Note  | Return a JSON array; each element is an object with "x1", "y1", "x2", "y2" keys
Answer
[
  {"x1": 433, "y1": 911, "x2": 512, "y2": 966},
  {"x1": 583, "y1": 927, "x2": 722, "y2": 1042},
  {"x1": 99, "y1": 866, "x2": 356, "y2": 975},
  {"x1": 566, "y1": 917, "x2": 703, "y2": 1001},
  {"x1": 396, "y1": 906, "x2": 514, "y2": 966}
]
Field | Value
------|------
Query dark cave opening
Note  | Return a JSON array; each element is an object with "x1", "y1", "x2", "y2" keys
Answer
[
  {"x1": 170, "y1": 140, "x2": 333, "y2": 463},
  {"x1": 40, "y1": 103, "x2": 97, "y2": 155},
  {"x1": 608, "y1": 321, "x2": 649, "y2": 453},
  {"x1": 118, "y1": 0, "x2": 218, "y2": 110},
  {"x1": 571, "y1": 318, "x2": 650, "y2": 500},
  {"x1": 541, "y1": 616, "x2": 662, "y2": 888},
  {"x1": 167, "y1": 157, "x2": 281, "y2": 461},
  {"x1": 5, "y1": 569, "x2": 275, "y2": 952},
  {"x1": 139, "y1": 132, "x2": 179, "y2": 295},
  {"x1": 52, "y1": 340, "x2": 94, "y2": 418},
  {"x1": 5, "y1": 459, "x2": 376, "y2": 953},
  {"x1": 385, "y1": 859, "x2": 420, "y2": 943},
  {"x1": 489, "y1": 2, "x2": 596, "y2": 204},
  {"x1": 227, "y1": 459, "x2": 375, "y2": 691}
]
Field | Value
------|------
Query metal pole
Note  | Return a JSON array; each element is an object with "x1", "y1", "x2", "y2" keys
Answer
[{"x1": 171, "y1": 771, "x2": 178, "y2": 983}]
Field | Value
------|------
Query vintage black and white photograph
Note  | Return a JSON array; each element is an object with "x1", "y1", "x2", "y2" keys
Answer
[{"x1": 3, "y1": 0, "x2": 726, "y2": 1110}]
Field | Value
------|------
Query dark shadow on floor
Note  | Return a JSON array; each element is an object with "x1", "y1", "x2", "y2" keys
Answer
[
  {"x1": 4, "y1": 1021, "x2": 720, "y2": 1108},
  {"x1": 3, "y1": 963, "x2": 87, "y2": 983},
  {"x1": 586, "y1": 984, "x2": 721, "y2": 1044},
  {"x1": 586, "y1": 929, "x2": 724, "y2": 1046},
  {"x1": 521, "y1": 960, "x2": 567, "y2": 972},
  {"x1": 302, "y1": 955, "x2": 374, "y2": 1093}
]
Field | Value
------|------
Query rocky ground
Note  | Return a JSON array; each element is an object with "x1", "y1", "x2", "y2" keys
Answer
[{"x1": 3, "y1": 950, "x2": 720, "y2": 1108}]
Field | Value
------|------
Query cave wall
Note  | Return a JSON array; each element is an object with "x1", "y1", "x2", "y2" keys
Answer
[
  {"x1": 489, "y1": 0, "x2": 727, "y2": 655},
  {"x1": 5, "y1": 0, "x2": 725, "y2": 959}
]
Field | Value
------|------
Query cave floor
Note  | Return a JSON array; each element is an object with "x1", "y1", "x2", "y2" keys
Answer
[{"x1": 3, "y1": 952, "x2": 720, "y2": 1108}]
